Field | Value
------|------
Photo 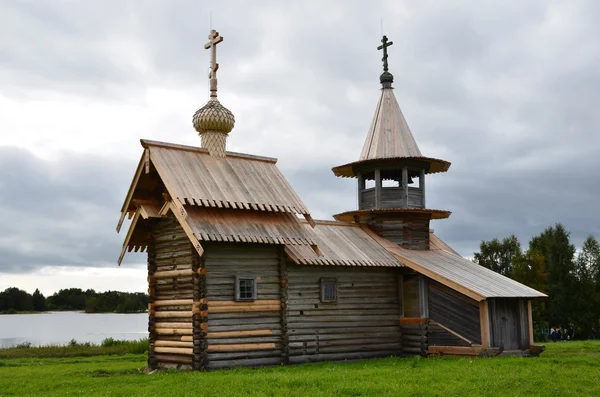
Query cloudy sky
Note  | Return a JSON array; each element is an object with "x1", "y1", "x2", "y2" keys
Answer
[{"x1": 1, "y1": 0, "x2": 599, "y2": 295}]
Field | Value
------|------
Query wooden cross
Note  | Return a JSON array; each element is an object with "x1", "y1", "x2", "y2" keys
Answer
[
  {"x1": 204, "y1": 29, "x2": 223, "y2": 97},
  {"x1": 377, "y1": 35, "x2": 393, "y2": 72}
]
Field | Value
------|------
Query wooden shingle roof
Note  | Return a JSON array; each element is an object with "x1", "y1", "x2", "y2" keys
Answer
[
  {"x1": 360, "y1": 226, "x2": 547, "y2": 301},
  {"x1": 118, "y1": 140, "x2": 313, "y2": 233},
  {"x1": 285, "y1": 220, "x2": 402, "y2": 267}
]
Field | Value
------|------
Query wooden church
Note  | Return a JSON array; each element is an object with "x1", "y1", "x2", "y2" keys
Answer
[{"x1": 117, "y1": 30, "x2": 546, "y2": 370}]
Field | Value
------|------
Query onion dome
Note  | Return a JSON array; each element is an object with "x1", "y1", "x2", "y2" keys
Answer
[{"x1": 192, "y1": 98, "x2": 235, "y2": 135}]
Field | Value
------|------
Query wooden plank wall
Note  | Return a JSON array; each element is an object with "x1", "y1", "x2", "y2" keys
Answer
[
  {"x1": 203, "y1": 243, "x2": 283, "y2": 370},
  {"x1": 368, "y1": 215, "x2": 430, "y2": 250},
  {"x1": 400, "y1": 321, "x2": 428, "y2": 356},
  {"x1": 286, "y1": 265, "x2": 402, "y2": 364},
  {"x1": 488, "y1": 298, "x2": 528, "y2": 351},
  {"x1": 428, "y1": 280, "x2": 481, "y2": 345},
  {"x1": 149, "y1": 217, "x2": 195, "y2": 369}
]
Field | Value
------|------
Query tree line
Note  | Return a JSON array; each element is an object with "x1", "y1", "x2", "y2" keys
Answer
[
  {"x1": 0, "y1": 287, "x2": 148, "y2": 314},
  {"x1": 473, "y1": 223, "x2": 600, "y2": 339}
]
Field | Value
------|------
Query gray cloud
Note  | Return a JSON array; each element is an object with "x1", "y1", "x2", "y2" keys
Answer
[{"x1": 1, "y1": 0, "x2": 599, "y2": 275}]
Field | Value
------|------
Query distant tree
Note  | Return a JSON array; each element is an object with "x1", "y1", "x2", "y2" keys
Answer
[
  {"x1": 573, "y1": 236, "x2": 600, "y2": 337},
  {"x1": 473, "y1": 235, "x2": 521, "y2": 277},
  {"x1": 32, "y1": 289, "x2": 46, "y2": 312},
  {"x1": 0, "y1": 288, "x2": 33, "y2": 311},
  {"x1": 529, "y1": 223, "x2": 576, "y2": 329}
]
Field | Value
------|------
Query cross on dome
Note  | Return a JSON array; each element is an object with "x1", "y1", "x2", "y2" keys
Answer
[{"x1": 204, "y1": 29, "x2": 224, "y2": 98}]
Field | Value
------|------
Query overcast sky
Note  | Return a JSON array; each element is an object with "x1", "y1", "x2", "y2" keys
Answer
[{"x1": 1, "y1": 0, "x2": 599, "y2": 295}]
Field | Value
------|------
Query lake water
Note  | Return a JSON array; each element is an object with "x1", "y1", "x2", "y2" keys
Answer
[{"x1": 0, "y1": 312, "x2": 148, "y2": 348}]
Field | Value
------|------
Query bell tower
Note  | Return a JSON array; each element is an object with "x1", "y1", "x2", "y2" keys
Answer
[{"x1": 332, "y1": 35, "x2": 451, "y2": 250}]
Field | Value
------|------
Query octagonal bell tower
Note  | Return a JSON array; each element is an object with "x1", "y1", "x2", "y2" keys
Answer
[{"x1": 332, "y1": 35, "x2": 451, "y2": 250}]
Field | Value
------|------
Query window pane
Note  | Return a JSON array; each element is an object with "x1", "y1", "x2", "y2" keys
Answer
[
  {"x1": 239, "y1": 279, "x2": 255, "y2": 300},
  {"x1": 323, "y1": 281, "x2": 336, "y2": 301}
]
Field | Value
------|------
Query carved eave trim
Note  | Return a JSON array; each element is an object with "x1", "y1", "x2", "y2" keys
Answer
[
  {"x1": 160, "y1": 201, "x2": 204, "y2": 257},
  {"x1": 117, "y1": 150, "x2": 148, "y2": 233},
  {"x1": 333, "y1": 208, "x2": 452, "y2": 223},
  {"x1": 332, "y1": 156, "x2": 451, "y2": 179}
]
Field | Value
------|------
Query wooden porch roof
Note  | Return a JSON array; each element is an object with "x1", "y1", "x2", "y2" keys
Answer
[{"x1": 361, "y1": 226, "x2": 547, "y2": 301}]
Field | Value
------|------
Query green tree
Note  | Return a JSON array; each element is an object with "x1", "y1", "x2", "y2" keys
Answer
[
  {"x1": 473, "y1": 235, "x2": 521, "y2": 277},
  {"x1": 528, "y1": 223, "x2": 576, "y2": 329},
  {"x1": 31, "y1": 288, "x2": 46, "y2": 312},
  {"x1": 573, "y1": 236, "x2": 600, "y2": 337}
]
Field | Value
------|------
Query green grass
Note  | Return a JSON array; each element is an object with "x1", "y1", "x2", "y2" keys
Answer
[
  {"x1": 0, "y1": 338, "x2": 149, "y2": 359},
  {"x1": 0, "y1": 341, "x2": 599, "y2": 396}
]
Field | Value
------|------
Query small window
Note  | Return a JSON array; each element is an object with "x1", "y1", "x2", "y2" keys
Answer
[
  {"x1": 235, "y1": 277, "x2": 257, "y2": 301},
  {"x1": 320, "y1": 278, "x2": 338, "y2": 302}
]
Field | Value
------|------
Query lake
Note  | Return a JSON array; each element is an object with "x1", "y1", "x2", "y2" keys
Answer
[{"x1": 0, "y1": 312, "x2": 148, "y2": 348}]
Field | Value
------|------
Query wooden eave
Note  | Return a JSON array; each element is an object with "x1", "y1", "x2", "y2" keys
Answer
[
  {"x1": 333, "y1": 208, "x2": 452, "y2": 223},
  {"x1": 332, "y1": 156, "x2": 451, "y2": 179},
  {"x1": 117, "y1": 151, "x2": 148, "y2": 232},
  {"x1": 361, "y1": 225, "x2": 547, "y2": 301}
]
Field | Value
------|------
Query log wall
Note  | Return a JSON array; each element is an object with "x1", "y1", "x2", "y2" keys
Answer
[
  {"x1": 286, "y1": 265, "x2": 402, "y2": 364},
  {"x1": 149, "y1": 216, "x2": 195, "y2": 369},
  {"x1": 203, "y1": 243, "x2": 283, "y2": 370},
  {"x1": 368, "y1": 214, "x2": 430, "y2": 250},
  {"x1": 428, "y1": 280, "x2": 481, "y2": 345},
  {"x1": 360, "y1": 187, "x2": 424, "y2": 210}
]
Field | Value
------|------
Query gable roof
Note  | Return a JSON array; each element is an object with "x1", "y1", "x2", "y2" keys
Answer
[
  {"x1": 360, "y1": 87, "x2": 422, "y2": 160},
  {"x1": 285, "y1": 220, "x2": 403, "y2": 267},
  {"x1": 118, "y1": 139, "x2": 313, "y2": 232}
]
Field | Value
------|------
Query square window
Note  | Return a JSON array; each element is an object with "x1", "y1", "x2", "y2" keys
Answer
[
  {"x1": 320, "y1": 278, "x2": 337, "y2": 302},
  {"x1": 236, "y1": 277, "x2": 257, "y2": 301}
]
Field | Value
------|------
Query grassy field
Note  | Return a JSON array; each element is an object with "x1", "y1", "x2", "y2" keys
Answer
[{"x1": 0, "y1": 341, "x2": 599, "y2": 396}]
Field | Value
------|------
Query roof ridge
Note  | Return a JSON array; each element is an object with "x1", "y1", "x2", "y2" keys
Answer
[{"x1": 140, "y1": 139, "x2": 278, "y2": 163}]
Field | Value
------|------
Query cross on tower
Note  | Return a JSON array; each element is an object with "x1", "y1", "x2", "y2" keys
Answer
[
  {"x1": 204, "y1": 29, "x2": 224, "y2": 97},
  {"x1": 377, "y1": 35, "x2": 393, "y2": 72}
]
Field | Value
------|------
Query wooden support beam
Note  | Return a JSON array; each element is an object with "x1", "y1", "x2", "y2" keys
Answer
[
  {"x1": 527, "y1": 300, "x2": 534, "y2": 346},
  {"x1": 429, "y1": 321, "x2": 473, "y2": 346},
  {"x1": 357, "y1": 172, "x2": 365, "y2": 209},
  {"x1": 420, "y1": 169, "x2": 426, "y2": 208},
  {"x1": 402, "y1": 166, "x2": 408, "y2": 208},
  {"x1": 375, "y1": 168, "x2": 382, "y2": 209},
  {"x1": 480, "y1": 300, "x2": 490, "y2": 348},
  {"x1": 427, "y1": 345, "x2": 484, "y2": 357}
]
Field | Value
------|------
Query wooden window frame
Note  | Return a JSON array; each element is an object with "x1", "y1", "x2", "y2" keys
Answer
[
  {"x1": 320, "y1": 277, "x2": 338, "y2": 303},
  {"x1": 235, "y1": 276, "x2": 257, "y2": 302}
]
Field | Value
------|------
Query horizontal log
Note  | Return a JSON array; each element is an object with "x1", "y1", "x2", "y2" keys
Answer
[
  {"x1": 402, "y1": 347, "x2": 423, "y2": 354},
  {"x1": 288, "y1": 350, "x2": 397, "y2": 364},
  {"x1": 156, "y1": 328, "x2": 194, "y2": 335},
  {"x1": 402, "y1": 335, "x2": 427, "y2": 342},
  {"x1": 207, "y1": 357, "x2": 281, "y2": 369},
  {"x1": 207, "y1": 329, "x2": 273, "y2": 339},
  {"x1": 154, "y1": 340, "x2": 194, "y2": 348},
  {"x1": 207, "y1": 351, "x2": 282, "y2": 361},
  {"x1": 210, "y1": 305, "x2": 280, "y2": 314},
  {"x1": 154, "y1": 346, "x2": 193, "y2": 355},
  {"x1": 153, "y1": 299, "x2": 194, "y2": 307},
  {"x1": 427, "y1": 345, "x2": 484, "y2": 356},
  {"x1": 154, "y1": 311, "x2": 192, "y2": 318},
  {"x1": 206, "y1": 343, "x2": 277, "y2": 352},
  {"x1": 151, "y1": 268, "x2": 194, "y2": 280},
  {"x1": 154, "y1": 353, "x2": 193, "y2": 365},
  {"x1": 155, "y1": 322, "x2": 192, "y2": 329},
  {"x1": 209, "y1": 300, "x2": 281, "y2": 307}
]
